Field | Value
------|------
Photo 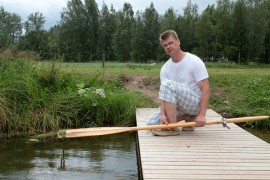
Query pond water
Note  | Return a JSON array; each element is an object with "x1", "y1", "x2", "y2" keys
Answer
[
  {"x1": 0, "y1": 133, "x2": 139, "y2": 180},
  {"x1": 243, "y1": 127, "x2": 270, "y2": 144},
  {"x1": 1, "y1": 127, "x2": 269, "y2": 180}
]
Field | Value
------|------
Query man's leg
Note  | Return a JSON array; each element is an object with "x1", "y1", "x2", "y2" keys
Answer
[
  {"x1": 147, "y1": 105, "x2": 180, "y2": 136},
  {"x1": 177, "y1": 114, "x2": 192, "y2": 122},
  {"x1": 150, "y1": 80, "x2": 181, "y2": 136},
  {"x1": 146, "y1": 108, "x2": 161, "y2": 125},
  {"x1": 146, "y1": 105, "x2": 187, "y2": 125},
  {"x1": 177, "y1": 114, "x2": 196, "y2": 131},
  {"x1": 160, "y1": 80, "x2": 200, "y2": 131},
  {"x1": 148, "y1": 80, "x2": 199, "y2": 135},
  {"x1": 163, "y1": 101, "x2": 177, "y2": 124}
]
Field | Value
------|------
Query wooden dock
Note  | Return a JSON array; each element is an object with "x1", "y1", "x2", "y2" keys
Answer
[{"x1": 136, "y1": 108, "x2": 270, "y2": 180}]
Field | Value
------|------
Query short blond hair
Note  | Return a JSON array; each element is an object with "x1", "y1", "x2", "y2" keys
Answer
[{"x1": 159, "y1": 30, "x2": 179, "y2": 42}]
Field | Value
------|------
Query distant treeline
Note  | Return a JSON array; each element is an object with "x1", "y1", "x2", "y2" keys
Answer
[{"x1": 1, "y1": 0, "x2": 270, "y2": 64}]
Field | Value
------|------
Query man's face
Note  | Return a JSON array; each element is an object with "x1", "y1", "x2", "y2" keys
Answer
[{"x1": 161, "y1": 35, "x2": 180, "y2": 56}]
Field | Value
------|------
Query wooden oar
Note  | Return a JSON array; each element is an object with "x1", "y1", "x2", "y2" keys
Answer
[{"x1": 57, "y1": 116, "x2": 269, "y2": 138}]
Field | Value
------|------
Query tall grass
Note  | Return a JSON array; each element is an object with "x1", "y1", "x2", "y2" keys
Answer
[{"x1": 0, "y1": 58, "x2": 154, "y2": 135}]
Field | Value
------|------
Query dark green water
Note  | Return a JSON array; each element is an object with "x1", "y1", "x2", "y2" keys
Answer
[
  {"x1": 1, "y1": 128, "x2": 269, "y2": 180},
  {"x1": 243, "y1": 127, "x2": 270, "y2": 143},
  {"x1": 0, "y1": 133, "x2": 138, "y2": 180}
]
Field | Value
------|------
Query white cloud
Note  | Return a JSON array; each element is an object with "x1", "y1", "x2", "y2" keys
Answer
[
  {"x1": 1, "y1": 0, "x2": 68, "y2": 29},
  {"x1": 97, "y1": 0, "x2": 216, "y2": 14},
  {"x1": 1, "y1": 0, "x2": 216, "y2": 29}
]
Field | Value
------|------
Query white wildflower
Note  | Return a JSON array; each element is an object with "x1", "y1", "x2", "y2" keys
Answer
[
  {"x1": 78, "y1": 89, "x2": 87, "y2": 95},
  {"x1": 78, "y1": 88, "x2": 90, "y2": 96},
  {"x1": 93, "y1": 88, "x2": 106, "y2": 98}
]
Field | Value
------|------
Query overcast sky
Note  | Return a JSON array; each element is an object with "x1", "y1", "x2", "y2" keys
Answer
[{"x1": 1, "y1": 0, "x2": 216, "y2": 29}]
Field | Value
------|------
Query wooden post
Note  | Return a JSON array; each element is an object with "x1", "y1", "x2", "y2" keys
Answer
[
  {"x1": 0, "y1": 58, "x2": 3, "y2": 71},
  {"x1": 102, "y1": 54, "x2": 105, "y2": 68}
]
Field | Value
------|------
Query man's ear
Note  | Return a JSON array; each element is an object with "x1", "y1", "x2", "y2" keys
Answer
[{"x1": 177, "y1": 39, "x2": 180, "y2": 46}]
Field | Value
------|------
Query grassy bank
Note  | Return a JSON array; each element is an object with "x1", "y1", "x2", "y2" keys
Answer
[
  {"x1": 0, "y1": 59, "x2": 269, "y2": 136},
  {"x1": 0, "y1": 59, "x2": 155, "y2": 136},
  {"x1": 208, "y1": 68, "x2": 270, "y2": 128},
  {"x1": 41, "y1": 61, "x2": 270, "y2": 128}
]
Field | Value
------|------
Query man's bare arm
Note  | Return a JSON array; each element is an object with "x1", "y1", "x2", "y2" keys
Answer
[{"x1": 195, "y1": 78, "x2": 210, "y2": 127}]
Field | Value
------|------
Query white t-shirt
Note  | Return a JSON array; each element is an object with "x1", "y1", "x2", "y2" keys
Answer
[{"x1": 160, "y1": 52, "x2": 209, "y2": 95}]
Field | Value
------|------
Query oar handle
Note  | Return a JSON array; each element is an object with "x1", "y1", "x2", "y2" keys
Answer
[
  {"x1": 131, "y1": 116, "x2": 270, "y2": 131},
  {"x1": 58, "y1": 116, "x2": 269, "y2": 138}
]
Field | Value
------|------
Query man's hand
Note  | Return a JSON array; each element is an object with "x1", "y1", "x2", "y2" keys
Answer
[
  {"x1": 161, "y1": 115, "x2": 174, "y2": 130},
  {"x1": 160, "y1": 114, "x2": 168, "y2": 125},
  {"x1": 195, "y1": 115, "x2": 206, "y2": 127}
]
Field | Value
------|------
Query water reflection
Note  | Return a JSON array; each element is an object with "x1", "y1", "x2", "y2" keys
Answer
[{"x1": 0, "y1": 133, "x2": 138, "y2": 180}]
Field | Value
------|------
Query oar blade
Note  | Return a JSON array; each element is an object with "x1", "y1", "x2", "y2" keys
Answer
[{"x1": 58, "y1": 127, "x2": 132, "y2": 138}]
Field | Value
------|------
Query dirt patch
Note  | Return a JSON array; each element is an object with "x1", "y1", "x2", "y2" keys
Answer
[{"x1": 124, "y1": 76, "x2": 160, "y2": 104}]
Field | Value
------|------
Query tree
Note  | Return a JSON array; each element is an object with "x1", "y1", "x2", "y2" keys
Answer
[
  {"x1": 195, "y1": 5, "x2": 215, "y2": 60},
  {"x1": 130, "y1": 11, "x2": 145, "y2": 61},
  {"x1": 0, "y1": 7, "x2": 22, "y2": 47},
  {"x1": 97, "y1": 3, "x2": 116, "y2": 61},
  {"x1": 112, "y1": 3, "x2": 134, "y2": 61},
  {"x1": 59, "y1": 0, "x2": 89, "y2": 61},
  {"x1": 263, "y1": 0, "x2": 270, "y2": 63},
  {"x1": 8, "y1": 13, "x2": 22, "y2": 45},
  {"x1": 47, "y1": 25, "x2": 61, "y2": 59},
  {"x1": 160, "y1": 7, "x2": 178, "y2": 32},
  {"x1": 245, "y1": 0, "x2": 267, "y2": 62},
  {"x1": 84, "y1": 0, "x2": 100, "y2": 61},
  {"x1": 142, "y1": 2, "x2": 160, "y2": 61},
  {"x1": 212, "y1": 0, "x2": 235, "y2": 61},
  {"x1": 232, "y1": 0, "x2": 249, "y2": 64},
  {"x1": 180, "y1": 0, "x2": 199, "y2": 52},
  {"x1": 2, "y1": 0, "x2": 270, "y2": 64},
  {"x1": 19, "y1": 12, "x2": 48, "y2": 57}
]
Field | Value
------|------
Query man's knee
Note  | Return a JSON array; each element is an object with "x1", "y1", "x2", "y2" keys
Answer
[
  {"x1": 160, "y1": 80, "x2": 172, "y2": 90},
  {"x1": 146, "y1": 108, "x2": 161, "y2": 125},
  {"x1": 147, "y1": 120, "x2": 158, "y2": 126}
]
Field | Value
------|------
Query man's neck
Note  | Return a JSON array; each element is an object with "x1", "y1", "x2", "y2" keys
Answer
[{"x1": 171, "y1": 51, "x2": 186, "y2": 62}]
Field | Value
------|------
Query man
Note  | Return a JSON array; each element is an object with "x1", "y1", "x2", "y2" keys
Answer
[{"x1": 147, "y1": 30, "x2": 210, "y2": 136}]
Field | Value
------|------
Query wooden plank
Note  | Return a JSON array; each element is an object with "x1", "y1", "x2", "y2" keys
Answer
[
  {"x1": 144, "y1": 174, "x2": 270, "y2": 180},
  {"x1": 136, "y1": 108, "x2": 270, "y2": 180},
  {"x1": 143, "y1": 169, "x2": 270, "y2": 175}
]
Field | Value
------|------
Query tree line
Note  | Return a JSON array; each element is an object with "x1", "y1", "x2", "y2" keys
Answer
[{"x1": 1, "y1": 0, "x2": 270, "y2": 64}]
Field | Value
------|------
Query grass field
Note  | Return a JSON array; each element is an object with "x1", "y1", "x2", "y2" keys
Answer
[
  {"x1": 1, "y1": 59, "x2": 269, "y2": 136},
  {"x1": 41, "y1": 61, "x2": 270, "y2": 122}
]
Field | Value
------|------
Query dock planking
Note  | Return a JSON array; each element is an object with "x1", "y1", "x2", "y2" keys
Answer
[{"x1": 136, "y1": 108, "x2": 270, "y2": 180}]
